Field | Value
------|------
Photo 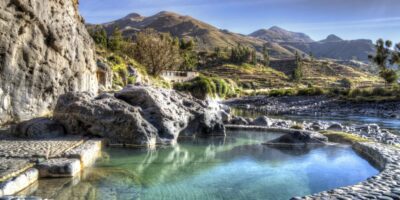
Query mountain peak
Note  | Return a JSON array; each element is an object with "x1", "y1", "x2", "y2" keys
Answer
[
  {"x1": 155, "y1": 11, "x2": 180, "y2": 17},
  {"x1": 250, "y1": 26, "x2": 314, "y2": 43},
  {"x1": 122, "y1": 13, "x2": 142, "y2": 19},
  {"x1": 268, "y1": 26, "x2": 286, "y2": 31},
  {"x1": 322, "y1": 34, "x2": 343, "y2": 42}
]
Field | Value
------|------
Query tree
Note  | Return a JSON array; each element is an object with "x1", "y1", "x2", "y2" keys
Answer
[
  {"x1": 108, "y1": 27, "x2": 123, "y2": 52},
  {"x1": 262, "y1": 44, "x2": 270, "y2": 67},
  {"x1": 90, "y1": 25, "x2": 108, "y2": 48},
  {"x1": 293, "y1": 52, "x2": 303, "y2": 82},
  {"x1": 230, "y1": 44, "x2": 251, "y2": 64},
  {"x1": 369, "y1": 39, "x2": 398, "y2": 84},
  {"x1": 251, "y1": 50, "x2": 257, "y2": 65},
  {"x1": 133, "y1": 29, "x2": 182, "y2": 76}
]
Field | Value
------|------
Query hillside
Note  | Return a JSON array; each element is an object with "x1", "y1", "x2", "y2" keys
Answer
[
  {"x1": 200, "y1": 60, "x2": 383, "y2": 90},
  {"x1": 87, "y1": 11, "x2": 295, "y2": 58},
  {"x1": 249, "y1": 26, "x2": 314, "y2": 43},
  {"x1": 250, "y1": 27, "x2": 375, "y2": 62}
]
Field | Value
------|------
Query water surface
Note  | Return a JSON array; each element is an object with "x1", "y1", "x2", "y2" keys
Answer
[{"x1": 25, "y1": 131, "x2": 378, "y2": 200}]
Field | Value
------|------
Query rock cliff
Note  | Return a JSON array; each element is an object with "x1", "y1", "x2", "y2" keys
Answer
[{"x1": 0, "y1": 0, "x2": 99, "y2": 125}]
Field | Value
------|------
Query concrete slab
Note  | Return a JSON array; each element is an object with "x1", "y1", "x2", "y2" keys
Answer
[
  {"x1": 36, "y1": 159, "x2": 81, "y2": 178},
  {"x1": 0, "y1": 168, "x2": 38, "y2": 196},
  {"x1": 0, "y1": 159, "x2": 34, "y2": 183},
  {"x1": 64, "y1": 140, "x2": 102, "y2": 168},
  {"x1": 0, "y1": 138, "x2": 84, "y2": 159}
]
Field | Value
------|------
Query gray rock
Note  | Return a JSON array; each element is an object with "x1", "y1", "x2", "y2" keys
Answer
[
  {"x1": 115, "y1": 85, "x2": 225, "y2": 140},
  {"x1": 219, "y1": 110, "x2": 231, "y2": 124},
  {"x1": 251, "y1": 116, "x2": 272, "y2": 127},
  {"x1": 55, "y1": 86, "x2": 225, "y2": 145},
  {"x1": 13, "y1": 118, "x2": 65, "y2": 139},
  {"x1": 54, "y1": 92, "x2": 158, "y2": 147},
  {"x1": 265, "y1": 130, "x2": 328, "y2": 145},
  {"x1": 327, "y1": 123, "x2": 343, "y2": 131},
  {"x1": 0, "y1": 0, "x2": 100, "y2": 126},
  {"x1": 230, "y1": 116, "x2": 249, "y2": 125}
]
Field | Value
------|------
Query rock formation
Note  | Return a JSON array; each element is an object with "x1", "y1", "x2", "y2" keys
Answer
[
  {"x1": 54, "y1": 85, "x2": 226, "y2": 146},
  {"x1": 0, "y1": 0, "x2": 99, "y2": 126}
]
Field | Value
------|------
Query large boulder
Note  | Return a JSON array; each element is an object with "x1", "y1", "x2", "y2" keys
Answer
[
  {"x1": 55, "y1": 86, "x2": 225, "y2": 145},
  {"x1": 54, "y1": 92, "x2": 158, "y2": 147},
  {"x1": 0, "y1": 0, "x2": 99, "y2": 125},
  {"x1": 13, "y1": 118, "x2": 65, "y2": 139},
  {"x1": 265, "y1": 130, "x2": 328, "y2": 145}
]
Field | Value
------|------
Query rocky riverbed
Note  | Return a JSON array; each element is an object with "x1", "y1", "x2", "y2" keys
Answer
[{"x1": 224, "y1": 95, "x2": 400, "y2": 119}]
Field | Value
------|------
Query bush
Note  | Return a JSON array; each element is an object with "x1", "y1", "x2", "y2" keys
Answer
[
  {"x1": 174, "y1": 76, "x2": 236, "y2": 99},
  {"x1": 340, "y1": 78, "x2": 353, "y2": 89},
  {"x1": 291, "y1": 124, "x2": 304, "y2": 130},
  {"x1": 297, "y1": 87, "x2": 325, "y2": 96}
]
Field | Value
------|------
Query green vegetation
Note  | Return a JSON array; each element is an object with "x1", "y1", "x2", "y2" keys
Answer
[
  {"x1": 369, "y1": 39, "x2": 399, "y2": 84},
  {"x1": 133, "y1": 29, "x2": 182, "y2": 76},
  {"x1": 320, "y1": 131, "x2": 370, "y2": 144},
  {"x1": 292, "y1": 52, "x2": 303, "y2": 82},
  {"x1": 174, "y1": 76, "x2": 238, "y2": 99},
  {"x1": 290, "y1": 124, "x2": 304, "y2": 130}
]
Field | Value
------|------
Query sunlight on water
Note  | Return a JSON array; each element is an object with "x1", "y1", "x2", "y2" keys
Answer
[{"x1": 25, "y1": 131, "x2": 378, "y2": 200}]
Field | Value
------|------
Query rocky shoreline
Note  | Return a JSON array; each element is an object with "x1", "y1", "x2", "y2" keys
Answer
[{"x1": 224, "y1": 95, "x2": 400, "y2": 119}]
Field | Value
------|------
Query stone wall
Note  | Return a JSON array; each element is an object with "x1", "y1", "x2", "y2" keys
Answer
[{"x1": 0, "y1": 0, "x2": 99, "y2": 125}]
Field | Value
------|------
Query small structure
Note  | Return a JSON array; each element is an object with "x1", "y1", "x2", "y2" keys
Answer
[{"x1": 160, "y1": 70, "x2": 199, "y2": 83}]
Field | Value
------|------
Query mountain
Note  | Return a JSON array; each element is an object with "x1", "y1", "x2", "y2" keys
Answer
[
  {"x1": 251, "y1": 28, "x2": 375, "y2": 62},
  {"x1": 249, "y1": 26, "x2": 314, "y2": 43},
  {"x1": 279, "y1": 37, "x2": 375, "y2": 61},
  {"x1": 90, "y1": 11, "x2": 375, "y2": 62},
  {"x1": 88, "y1": 11, "x2": 295, "y2": 58}
]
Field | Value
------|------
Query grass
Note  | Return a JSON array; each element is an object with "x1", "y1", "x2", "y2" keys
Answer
[{"x1": 320, "y1": 130, "x2": 370, "y2": 144}]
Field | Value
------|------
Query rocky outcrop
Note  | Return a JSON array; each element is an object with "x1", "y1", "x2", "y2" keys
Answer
[
  {"x1": 0, "y1": 0, "x2": 99, "y2": 126},
  {"x1": 13, "y1": 118, "x2": 65, "y2": 139},
  {"x1": 54, "y1": 86, "x2": 226, "y2": 146},
  {"x1": 54, "y1": 92, "x2": 158, "y2": 147},
  {"x1": 265, "y1": 130, "x2": 328, "y2": 145}
]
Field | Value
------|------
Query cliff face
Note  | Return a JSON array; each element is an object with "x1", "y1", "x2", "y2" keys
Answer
[{"x1": 0, "y1": 0, "x2": 99, "y2": 125}]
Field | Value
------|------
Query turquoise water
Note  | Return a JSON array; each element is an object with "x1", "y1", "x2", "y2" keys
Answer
[{"x1": 27, "y1": 131, "x2": 378, "y2": 200}]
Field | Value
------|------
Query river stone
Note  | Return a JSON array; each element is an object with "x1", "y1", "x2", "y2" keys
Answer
[
  {"x1": 54, "y1": 92, "x2": 158, "y2": 147},
  {"x1": 13, "y1": 118, "x2": 65, "y2": 139},
  {"x1": 265, "y1": 130, "x2": 328, "y2": 145},
  {"x1": 250, "y1": 116, "x2": 272, "y2": 127},
  {"x1": 327, "y1": 123, "x2": 344, "y2": 131},
  {"x1": 0, "y1": 0, "x2": 99, "y2": 126},
  {"x1": 229, "y1": 116, "x2": 249, "y2": 125}
]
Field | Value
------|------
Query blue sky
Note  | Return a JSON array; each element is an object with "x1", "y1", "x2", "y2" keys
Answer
[{"x1": 79, "y1": 0, "x2": 400, "y2": 42}]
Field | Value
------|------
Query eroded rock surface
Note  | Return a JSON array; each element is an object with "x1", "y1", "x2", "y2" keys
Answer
[
  {"x1": 0, "y1": 0, "x2": 99, "y2": 125},
  {"x1": 54, "y1": 92, "x2": 158, "y2": 146},
  {"x1": 54, "y1": 86, "x2": 226, "y2": 145}
]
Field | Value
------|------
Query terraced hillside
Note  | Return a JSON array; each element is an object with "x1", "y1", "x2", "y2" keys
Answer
[
  {"x1": 201, "y1": 64, "x2": 293, "y2": 89},
  {"x1": 201, "y1": 60, "x2": 383, "y2": 90}
]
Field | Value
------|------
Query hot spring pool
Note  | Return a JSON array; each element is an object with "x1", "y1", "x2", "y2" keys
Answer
[{"x1": 22, "y1": 131, "x2": 379, "y2": 200}]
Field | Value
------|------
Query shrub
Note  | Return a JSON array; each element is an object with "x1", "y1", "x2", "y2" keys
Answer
[
  {"x1": 291, "y1": 124, "x2": 304, "y2": 130},
  {"x1": 340, "y1": 78, "x2": 353, "y2": 89},
  {"x1": 297, "y1": 87, "x2": 325, "y2": 96}
]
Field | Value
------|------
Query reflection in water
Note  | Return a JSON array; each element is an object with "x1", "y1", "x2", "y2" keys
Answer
[{"x1": 22, "y1": 131, "x2": 378, "y2": 200}]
